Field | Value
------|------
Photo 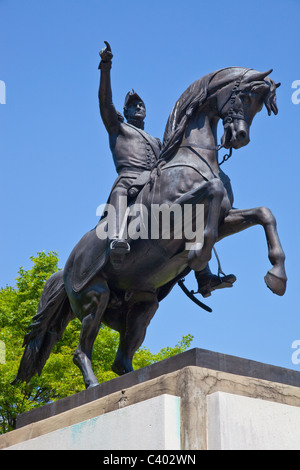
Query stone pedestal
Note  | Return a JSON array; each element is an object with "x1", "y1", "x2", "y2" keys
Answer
[{"x1": 1, "y1": 348, "x2": 299, "y2": 450}]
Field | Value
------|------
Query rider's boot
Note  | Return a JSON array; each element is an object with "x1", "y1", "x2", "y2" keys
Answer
[
  {"x1": 109, "y1": 239, "x2": 130, "y2": 270},
  {"x1": 195, "y1": 264, "x2": 236, "y2": 298}
]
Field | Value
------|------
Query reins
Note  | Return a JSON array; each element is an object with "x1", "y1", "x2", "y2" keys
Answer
[{"x1": 180, "y1": 142, "x2": 233, "y2": 166}]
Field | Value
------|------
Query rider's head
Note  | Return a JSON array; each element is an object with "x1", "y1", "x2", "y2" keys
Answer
[{"x1": 124, "y1": 90, "x2": 146, "y2": 128}]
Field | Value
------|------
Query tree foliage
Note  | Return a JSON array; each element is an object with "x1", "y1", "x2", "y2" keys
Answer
[{"x1": 0, "y1": 252, "x2": 193, "y2": 434}]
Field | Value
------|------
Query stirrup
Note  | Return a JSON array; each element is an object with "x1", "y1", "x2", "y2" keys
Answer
[
  {"x1": 198, "y1": 273, "x2": 236, "y2": 298},
  {"x1": 196, "y1": 247, "x2": 236, "y2": 298}
]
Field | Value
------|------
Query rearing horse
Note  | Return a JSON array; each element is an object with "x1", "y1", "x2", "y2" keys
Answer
[{"x1": 13, "y1": 67, "x2": 286, "y2": 389}]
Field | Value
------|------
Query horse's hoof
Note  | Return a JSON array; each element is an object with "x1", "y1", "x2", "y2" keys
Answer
[
  {"x1": 86, "y1": 382, "x2": 99, "y2": 390},
  {"x1": 264, "y1": 270, "x2": 287, "y2": 296},
  {"x1": 112, "y1": 360, "x2": 133, "y2": 376}
]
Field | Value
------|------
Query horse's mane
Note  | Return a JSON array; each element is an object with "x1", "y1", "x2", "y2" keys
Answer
[{"x1": 161, "y1": 67, "x2": 279, "y2": 162}]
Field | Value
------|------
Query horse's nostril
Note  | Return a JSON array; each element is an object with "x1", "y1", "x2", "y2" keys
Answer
[{"x1": 237, "y1": 130, "x2": 247, "y2": 140}]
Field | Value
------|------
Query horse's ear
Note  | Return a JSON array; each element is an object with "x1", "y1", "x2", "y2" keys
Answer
[{"x1": 245, "y1": 69, "x2": 273, "y2": 82}]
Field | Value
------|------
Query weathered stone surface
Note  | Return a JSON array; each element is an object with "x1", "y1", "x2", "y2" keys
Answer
[
  {"x1": 1, "y1": 356, "x2": 299, "y2": 450},
  {"x1": 14, "y1": 348, "x2": 300, "y2": 430},
  {"x1": 207, "y1": 392, "x2": 300, "y2": 450},
  {"x1": 4, "y1": 395, "x2": 181, "y2": 451}
]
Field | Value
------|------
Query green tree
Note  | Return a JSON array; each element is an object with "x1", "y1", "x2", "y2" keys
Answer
[{"x1": 0, "y1": 252, "x2": 193, "y2": 434}]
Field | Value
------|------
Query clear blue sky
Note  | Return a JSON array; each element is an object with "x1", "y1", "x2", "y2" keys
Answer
[{"x1": 1, "y1": 0, "x2": 299, "y2": 371}]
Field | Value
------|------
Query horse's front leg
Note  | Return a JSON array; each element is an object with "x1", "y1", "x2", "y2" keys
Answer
[
  {"x1": 218, "y1": 207, "x2": 287, "y2": 296},
  {"x1": 177, "y1": 178, "x2": 225, "y2": 272}
]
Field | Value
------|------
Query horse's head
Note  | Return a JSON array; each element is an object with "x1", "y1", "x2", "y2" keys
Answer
[
  {"x1": 161, "y1": 67, "x2": 281, "y2": 162},
  {"x1": 216, "y1": 69, "x2": 281, "y2": 150}
]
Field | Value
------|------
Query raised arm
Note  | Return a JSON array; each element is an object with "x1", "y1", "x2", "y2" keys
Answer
[{"x1": 98, "y1": 41, "x2": 120, "y2": 134}]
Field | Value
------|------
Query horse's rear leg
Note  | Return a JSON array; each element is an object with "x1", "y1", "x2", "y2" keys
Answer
[
  {"x1": 72, "y1": 278, "x2": 110, "y2": 389},
  {"x1": 112, "y1": 292, "x2": 158, "y2": 375}
]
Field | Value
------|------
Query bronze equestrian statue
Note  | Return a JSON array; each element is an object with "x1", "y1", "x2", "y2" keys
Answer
[
  {"x1": 99, "y1": 41, "x2": 233, "y2": 294},
  {"x1": 13, "y1": 45, "x2": 286, "y2": 389}
]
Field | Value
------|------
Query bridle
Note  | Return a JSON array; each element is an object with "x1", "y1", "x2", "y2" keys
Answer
[
  {"x1": 179, "y1": 69, "x2": 253, "y2": 166},
  {"x1": 217, "y1": 68, "x2": 252, "y2": 165}
]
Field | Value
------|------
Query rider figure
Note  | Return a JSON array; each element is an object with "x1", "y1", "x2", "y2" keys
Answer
[
  {"x1": 98, "y1": 42, "x2": 161, "y2": 268},
  {"x1": 98, "y1": 42, "x2": 236, "y2": 296}
]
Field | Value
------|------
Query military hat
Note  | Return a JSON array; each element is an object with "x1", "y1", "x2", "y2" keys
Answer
[{"x1": 124, "y1": 89, "x2": 145, "y2": 110}]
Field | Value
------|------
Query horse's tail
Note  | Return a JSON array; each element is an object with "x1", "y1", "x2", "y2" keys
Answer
[{"x1": 12, "y1": 270, "x2": 74, "y2": 384}]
